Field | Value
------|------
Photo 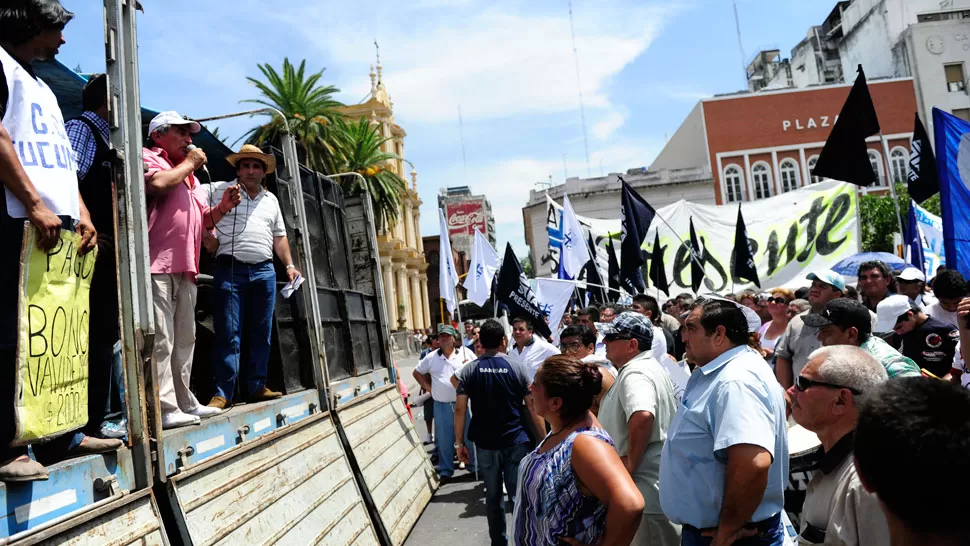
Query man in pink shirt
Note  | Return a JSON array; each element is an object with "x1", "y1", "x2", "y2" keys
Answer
[{"x1": 144, "y1": 111, "x2": 240, "y2": 428}]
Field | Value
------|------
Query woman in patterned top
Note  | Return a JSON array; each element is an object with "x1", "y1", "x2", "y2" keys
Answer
[{"x1": 513, "y1": 355, "x2": 644, "y2": 546}]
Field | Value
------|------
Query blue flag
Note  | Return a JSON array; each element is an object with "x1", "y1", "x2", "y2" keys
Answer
[
  {"x1": 932, "y1": 108, "x2": 970, "y2": 279},
  {"x1": 905, "y1": 200, "x2": 926, "y2": 274}
]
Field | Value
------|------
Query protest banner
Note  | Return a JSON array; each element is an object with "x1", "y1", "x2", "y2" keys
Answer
[
  {"x1": 542, "y1": 180, "x2": 860, "y2": 295},
  {"x1": 910, "y1": 201, "x2": 946, "y2": 274},
  {"x1": 14, "y1": 227, "x2": 97, "y2": 445}
]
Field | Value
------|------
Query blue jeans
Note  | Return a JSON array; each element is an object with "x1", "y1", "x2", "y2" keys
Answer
[
  {"x1": 681, "y1": 513, "x2": 784, "y2": 546},
  {"x1": 433, "y1": 400, "x2": 475, "y2": 477},
  {"x1": 478, "y1": 443, "x2": 530, "y2": 546},
  {"x1": 211, "y1": 259, "x2": 276, "y2": 402}
]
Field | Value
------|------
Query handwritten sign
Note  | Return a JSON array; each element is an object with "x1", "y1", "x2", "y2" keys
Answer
[{"x1": 14, "y1": 227, "x2": 96, "y2": 445}]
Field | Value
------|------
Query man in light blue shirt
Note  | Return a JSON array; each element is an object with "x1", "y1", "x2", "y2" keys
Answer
[{"x1": 660, "y1": 298, "x2": 789, "y2": 546}]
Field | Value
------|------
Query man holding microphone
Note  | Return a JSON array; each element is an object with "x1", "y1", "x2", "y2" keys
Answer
[
  {"x1": 144, "y1": 111, "x2": 240, "y2": 428},
  {"x1": 201, "y1": 144, "x2": 301, "y2": 409}
]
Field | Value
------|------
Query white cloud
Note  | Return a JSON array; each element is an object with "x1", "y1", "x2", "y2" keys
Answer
[
  {"x1": 267, "y1": 1, "x2": 681, "y2": 124},
  {"x1": 591, "y1": 111, "x2": 627, "y2": 140}
]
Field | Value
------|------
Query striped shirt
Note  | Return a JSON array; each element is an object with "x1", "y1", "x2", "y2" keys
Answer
[{"x1": 512, "y1": 427, "x2": 613, "y2": 545}]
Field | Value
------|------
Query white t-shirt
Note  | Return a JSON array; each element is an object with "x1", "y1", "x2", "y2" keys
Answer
[
  {"x1": 198, "y1": 181, "x2": 287, "y2": 264},
  {"x1": 651, "y1": 325, "x2": 668, "y2": 363},
  {"x1": 509, "y1": 335, "x2": 560, "y2": 381},
  {"x1": 925, "y1": 301, "x2": 959, "y2": 328},
  {"x1": 414, "y1": 346, "x2": 475, "y2": 403}
]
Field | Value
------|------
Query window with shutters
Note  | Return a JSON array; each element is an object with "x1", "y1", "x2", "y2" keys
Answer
[
  {"x1": 807, "y1": 155, "x2": 822, "y2": 184},
  {"x1": 723, "y1": 165, "x2": 745, "y2": 202},
  {"x1": 752, "y1": 162, "x2": 773, "y2": 199},
  {"x1": 868, "y1": 149, "x2": 885, "y2": 186},
  {"x1": 890, "y1": 147, "x2": 909, "y2": 184},
  {"x1": 779, "y1": 159, "x2": 800, "y2": 192}
]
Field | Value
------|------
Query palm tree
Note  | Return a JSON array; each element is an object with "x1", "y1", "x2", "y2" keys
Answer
[
  {"x1": 240, "y1": 58, "x2": 345, "y2": 173},
  {"x1": 336, "y1": 117, "x2": 408, "y2": 232}
]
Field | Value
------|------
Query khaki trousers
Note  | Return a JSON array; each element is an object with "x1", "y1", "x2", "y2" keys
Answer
[{"x1": 152, "y1": 273, "x2": 203, "y2": 414}]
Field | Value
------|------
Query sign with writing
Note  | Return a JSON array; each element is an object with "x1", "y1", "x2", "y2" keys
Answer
[
  {"x1": 782, "y1": 115, "x2": 839, "y2": 132},
  {"x1": 14, "y1": 228, "x2": 96, "y2": 445},
  {"x1": 445, "y1": 200, "x2": 487, "y2": 238},
  {"x1": 540, "y1": 181, "x2": 860, "y2": 295}
]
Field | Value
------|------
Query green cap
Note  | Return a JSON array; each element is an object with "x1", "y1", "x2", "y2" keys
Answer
[{"x1": 437, "y1": 324, "x2": 458, "y2": 337}]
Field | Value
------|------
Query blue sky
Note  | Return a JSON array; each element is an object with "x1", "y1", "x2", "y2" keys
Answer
[{"x1": 57, "y1": 0, "x2": 837, "y2": 258}]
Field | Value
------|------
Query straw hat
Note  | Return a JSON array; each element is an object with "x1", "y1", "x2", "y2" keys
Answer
[{"x1": 226, "y1": 144, "x2": 276, "y2": 173}]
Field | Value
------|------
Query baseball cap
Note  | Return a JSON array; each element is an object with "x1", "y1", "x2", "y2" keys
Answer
[
  {"x1": 437, "y1": 324, "x2": 458, "y2": 337},
  {"x1": 802, "y1": 299, "x2": 872, "y2": 336},
  {"x1": 896, "y1": 267, "x2": 925, "y2": 283},
  {"x1": 599, "y1": 312, "x2": 654, "y2": 344},
  {"x1": 806, "y1": 269, "x2": 846, "y2": 292},
  {"x1": 875, "y1": 294, "x2": 916, "y2": 333},
  {"x1": 148, "y1": 111, "x2": 201, "y2": 136}
]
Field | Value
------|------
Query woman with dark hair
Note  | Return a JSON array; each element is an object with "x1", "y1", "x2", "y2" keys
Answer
[{"x1": 513, "y1": 355, "x2": 644, "y2": 546}]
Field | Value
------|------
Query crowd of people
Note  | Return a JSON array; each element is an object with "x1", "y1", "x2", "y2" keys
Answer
[
  {"x1": 412, "y1": 261, "x2": 970, "y2": 546},
  {"x1": 0, "y1": 1, "x2": 301, "y2": 481}
]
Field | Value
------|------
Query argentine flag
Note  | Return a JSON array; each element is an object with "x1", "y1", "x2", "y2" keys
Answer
[{"x1": 932, "y1": 108, "x2": 970, "y2": 279}]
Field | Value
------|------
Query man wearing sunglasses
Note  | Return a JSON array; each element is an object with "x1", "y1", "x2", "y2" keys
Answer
[
  {"x1": 788, "y1": 346, "x2": 890, "y2": 545},
  {"x1": 804, "y1": 299, "x2": 921, "y2": 378}
]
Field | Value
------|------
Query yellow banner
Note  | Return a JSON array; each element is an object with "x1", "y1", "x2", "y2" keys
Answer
[{"x1": 14, "y1": 227, "x2": 97, "y2": 445}]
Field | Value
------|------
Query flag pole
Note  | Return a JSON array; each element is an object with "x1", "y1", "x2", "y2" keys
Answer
[{"x1": 880, "y1": 133, "x2": 906, "y2": 251}]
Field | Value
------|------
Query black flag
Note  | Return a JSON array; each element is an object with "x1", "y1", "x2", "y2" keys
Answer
[
  {"x1": 620, "y1": 178, "x2": 656, "y2": 295},
  {"x1": 649, "y1": 231, "x2": 670, "y2": 295},
  {"x1": 732, "y1": 204, "x2": 761, "y2": 288},
  {"x1": 812, "y1": 65, "x2": 881, "y2": 186},
  {"x1": 606, "y1": 238, "x2": 620, "y2": 302},
  {"x1": 585, "y1": 233, "x2": 607, "y2": 305},
  {"x1": 689, "y1": 218, "x2": 705, "y2": 293},
  {"x1": 495, "y1": 243, "x2": 552, "y2": 339},
  {"x1": 908, "y1": 113, "x2": 939, "y2": 203}
]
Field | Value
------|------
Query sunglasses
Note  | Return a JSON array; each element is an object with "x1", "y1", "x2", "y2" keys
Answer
[
  {"x1": 768, "y1": 297, "x2": 789, "y2": 304},
  {"x1": 794, "y1": 375, "x2": 862, "y2": 395}
]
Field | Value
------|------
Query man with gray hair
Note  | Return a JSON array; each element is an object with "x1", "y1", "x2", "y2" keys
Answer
[{"x1": 788, "y1": 346, "x2": 890, "y2": 545}]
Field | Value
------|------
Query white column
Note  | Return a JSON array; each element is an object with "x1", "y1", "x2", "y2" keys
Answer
[
  {"x1": 404, "y1": 201, "x2": 416, "y2": 249},
  {"x1": 396, "y1": 266, "x2": 411, "y2": 329},
  {"x1": 420, "y1": 274, "x2": 431, "y2": 327},
  {"x1": 771, "y1": 150, "x2": 780, "y2": 196},
  {"x1": 409, "y1": 272, "x2": 422, "y2": 330},
  {"x1": 382, "y1": 260, "x2": 397, "y2": 329},
  {"x1": 414, "y1": 211, "x2": 424, "y2": 253},
  {"x1": 743, "y1": 154, "x2": 754, "y2": 201},
  {"x1": 799, "y1": 148, "x2": 808, "y2": 188}
]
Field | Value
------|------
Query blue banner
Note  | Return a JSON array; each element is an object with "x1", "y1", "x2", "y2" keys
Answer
[{"x1": 932, "y1": 108, "x2": 970, "y2": 279}]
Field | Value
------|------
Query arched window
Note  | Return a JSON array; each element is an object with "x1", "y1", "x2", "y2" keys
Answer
[
  {"x1": 723, "y1": 164, "x2": 745, "y2": 202},
  {"x1": 868, "y1": 149, "x2": 885, "y2": 186},
  {"x1": 752, "y1": 162, "x2": 773, "y2": 199},
  {"x1": 779, "y1": 158, "x2": 800, "y2": 192},
  {"x1": 807, "y1": 155, "x2": 822, "y2": 184},
  {"x1": 891, "y1": 146, "x2": 909, "y2": 184}
]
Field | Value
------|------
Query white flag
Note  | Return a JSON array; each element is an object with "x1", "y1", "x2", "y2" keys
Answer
[
  {"x1": 561, "y1": 195, "x2": 591, "y2": 279},
  {"x1": 462, "y1": 229, "x2": 500, "y2": 307},
  {"x1": 535, "y1": 279, "x2": 575, "y2": 345},
  {"x1": 438, "y1": 209, "x2": 460, "y2": 315}
]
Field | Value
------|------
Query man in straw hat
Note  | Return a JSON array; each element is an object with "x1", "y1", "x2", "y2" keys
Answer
[
  {"x1": 201, "y1": 144, "x2": 301, "y2": 411},
  {"x1": 144, "y1": 111, "x2": 241, "y2": 428}
]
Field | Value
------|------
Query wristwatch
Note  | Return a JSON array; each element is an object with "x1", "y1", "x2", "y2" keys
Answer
[
  {"x1": 285, "y1": 264, "x2": 296, "y2": 270},
  {"x1": 454, "y1": 442, "x2": 464, "y2": 449}
]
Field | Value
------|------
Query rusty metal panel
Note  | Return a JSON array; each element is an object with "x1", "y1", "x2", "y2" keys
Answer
[
  {"x1": 337, "y1": 387, "x2": 437, "y2": 546},
  {"x1": 170, "y1": 414, "x2": 379, "y2": 546},
  {"x1": 44, "y1": 494, "x2": 167, "y2": 546}
]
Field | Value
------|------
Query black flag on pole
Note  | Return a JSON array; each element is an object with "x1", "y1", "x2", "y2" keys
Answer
[
  {"x1": 908, "y1": 113, "x2": 939, "y2": 203},
  {"x1": 620, "y1": 178, "x2": 656, "y2": 295},
  {"x1": 732, "y1": 204, "x2": 761, "y2": 288},
  {"x1": 649, "y1": 231, "x2": 670, "y2": 295},
  {"x1": 585, "y1": 233, "x2": 607, "y2": 305},
  {"x1": 811, "y1": 65, "x2": 881, "y2": 186},
  {"x1": 495, "y1": 243, "x2": 552, "y2": 339},
  {"x1": 689, "y1": 218, "x2": 705, "y2": 293},
  {"x1": 606, "y1": 238, "x2": 620, "y2": 302}
]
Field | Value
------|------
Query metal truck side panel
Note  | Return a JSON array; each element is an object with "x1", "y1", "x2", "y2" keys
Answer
[{"x1": 42, "y1": 492, "x2": 168, "y2": 546}]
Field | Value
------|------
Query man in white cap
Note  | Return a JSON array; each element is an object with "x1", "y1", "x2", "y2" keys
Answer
[
  {"x1": 144, "y1": 111, "x2": 241, "y2": 428},
  {"x1": 775, "y1": 269, "x2": 846, "y2": 389},
  {"x1": 875, "y1": 294, "x2": 958, "y2": 378},
  {"x1": 201, "y1": 145, "x2": 301, "y2": 410},
  {"x1": 895, "y1": 267, "x2": 936, "y2": 309}
]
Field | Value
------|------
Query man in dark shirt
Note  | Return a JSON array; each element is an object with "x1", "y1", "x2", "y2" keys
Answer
[
  {"x1": 452, "y1": 319, "x2": 544, "y2": 546},
  {"x1": 875, "y1": 295, "x2": 959, "y2": 378}
]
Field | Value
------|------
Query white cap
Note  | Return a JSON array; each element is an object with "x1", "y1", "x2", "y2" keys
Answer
[
  {"x1": 148, "y1": 111, "x2": 201, "y2": 136},
  {"x1": 897, "y1": 267, "x2": 925, "y2": 282},
  {"x1": 875, "y1": 294, "x2": 915, "y2": 333}
]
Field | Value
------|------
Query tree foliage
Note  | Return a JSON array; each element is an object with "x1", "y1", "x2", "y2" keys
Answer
[
  {"x1": 859, "y1": 183, "x2": 941, "y2": 252},
  {"x1": 336, "y1": 117, "x2": 408, "y2": 232}
]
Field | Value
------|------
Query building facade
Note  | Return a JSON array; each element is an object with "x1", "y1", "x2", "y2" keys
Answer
[
  {"x1": 422, "y1": 235, "x2": 469, "y2": 326},
  {"x1": 337, "y1": 63, "x2": 430, "y2": 332},
  {"x1": 438, "y1": 186, "x2": 496, "y2": 256}
]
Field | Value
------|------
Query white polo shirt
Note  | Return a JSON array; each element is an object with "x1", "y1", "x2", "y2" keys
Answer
[
  {"x1": 508, "y1": 334, "x2": 560, "y2": 381},
  {"x1": 198, "y1": 180, "x2": 286, "y2": 264},
  {"x1": 414, "y1": 346, "x2": 476, "y2": 403}
]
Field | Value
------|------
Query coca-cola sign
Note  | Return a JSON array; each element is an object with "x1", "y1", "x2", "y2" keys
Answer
[{"x1": 445, "y1": 200, "x2": 487, "y2": 237}]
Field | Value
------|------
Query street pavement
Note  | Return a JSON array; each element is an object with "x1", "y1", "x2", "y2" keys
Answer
[{"x1": 395, "y1": 352, "x2": 510, "y2": 545}]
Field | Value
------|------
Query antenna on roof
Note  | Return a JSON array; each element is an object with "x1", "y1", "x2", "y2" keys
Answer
[{"x1": 569, "y1": 1, "x2": 592, "y2": 178}]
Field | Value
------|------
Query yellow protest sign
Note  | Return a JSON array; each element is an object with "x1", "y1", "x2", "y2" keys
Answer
[{"x1": 14, "y1": 227, "x2": 97, "y2": 445}]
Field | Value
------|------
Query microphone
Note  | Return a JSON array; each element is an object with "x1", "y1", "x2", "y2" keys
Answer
[{"x1": 186, "y1": 144, "x2": 209, "y2": 177}]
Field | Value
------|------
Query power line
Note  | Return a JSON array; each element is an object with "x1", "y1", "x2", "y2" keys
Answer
[{"x1": 568, "y1": 1, "x2": 591, "y2": 178}]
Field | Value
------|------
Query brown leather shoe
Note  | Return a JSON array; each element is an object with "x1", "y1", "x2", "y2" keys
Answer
[
  {"x1": 70, "y1": 436, "x2": 123, "y2": 457},
  {"x1": 249, "y1": 386, "x2": 283, "y2": 402},
  {"x1": 0, "y1": 456, "x2": 48, "y2": 482},
  {"x1": 208, "y1": 396, "x2": 230, "y2": 410}
]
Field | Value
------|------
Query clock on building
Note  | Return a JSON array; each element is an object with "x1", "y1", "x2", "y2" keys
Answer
[{"x1": 927, "y1": 35, "x2": 946, "y2": 55}]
